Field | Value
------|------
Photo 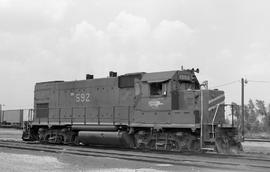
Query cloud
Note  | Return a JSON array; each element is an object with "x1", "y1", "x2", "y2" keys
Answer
[
  {"x1": 0, "y1": 31, "x2": 42, "y2": 62},
  {"x1": 56, "y1": 11, "x2": 194, "y2": 76},
  {"x1": 153, "y1": 20, "x2": 194, "y2": 55},
  {"x1": 0, "y1": 0, "x2": 11, "y2": 8},
  {"x1": 242, "y1": 53, "x2": 270, "y2": 77},
  {"x1": 153, "y1": 20, "x2": 193, "y2": 43},
  {"x1": 107, "y1": 11, "x2": 151, "y2": 42},
  {"x1": 0, "y1": 10, "x2": 194, "y2": 108},
  {"x1": 41, "y1": 0, "x2": 70, "y2": 21},
  {"x1": 237, "y1": 42, "x2": 270, "y2": 78},
  {"x1": 72, "y1": 21, "x2": 104, "y2": 42},
  {"x1": 0, "y1": 0, "x2": 71, "y2": 33},
  {"x1": 107, "y1": 11, "x2": 151, "y2": 55}
]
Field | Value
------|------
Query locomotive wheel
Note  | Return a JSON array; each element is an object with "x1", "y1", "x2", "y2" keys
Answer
[
  {"x1": 215, "y1": 136, "x2": 243, "y2": 154},
  {"x1": 189, "y1": 139, "x2": 200, "y2": 152},
  {"x1": 72, "y1": 135, "x2": 79, "y2": 145},
  {"x1": 147, "y1": 139, "x2": 182, "y2": 151},
  {"x1": 228, "y1": 140, "x2": 243, "y2": 154},
  {"x1": 134, "y1": 131, "x2": 200, "y2": 152},
  {"x1": 215, "y1": 137, "x2": 229, "y2": 154},
  {"x1": 169, "y1": 140, "x2": 182, "y2": 152},
  {"x1": 48, "y1": 134, "x2": 63, "y2": 144},
  {"x1": 137, "y1": 143, "x2": 147, "y2": 150}
]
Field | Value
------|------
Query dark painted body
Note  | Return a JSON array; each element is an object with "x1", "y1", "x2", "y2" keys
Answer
[{"x1": 24, "y1": 69, "x2": 240, "y2": 152}]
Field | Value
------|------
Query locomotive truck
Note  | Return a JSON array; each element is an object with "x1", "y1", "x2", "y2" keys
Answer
[{"x1": 22, "y1": 69, "x2": 242, "y2": 153}]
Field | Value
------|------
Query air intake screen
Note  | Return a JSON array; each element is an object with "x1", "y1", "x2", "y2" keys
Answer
[
  {"x1": 36, "y1": 103, "x2": 49, "y2": 118},
  {"x1": 118, "y1": 74, "x2": 142, "y2": 88}
]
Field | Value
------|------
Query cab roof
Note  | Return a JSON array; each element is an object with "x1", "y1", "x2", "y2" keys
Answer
[{"x1": 141, "y1": 70, "x2": 177, "y2": 83}]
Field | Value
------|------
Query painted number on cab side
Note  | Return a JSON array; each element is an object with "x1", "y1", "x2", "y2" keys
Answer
[{"x1": 75, "y1": 93, "x2": 90, "y2": 103}]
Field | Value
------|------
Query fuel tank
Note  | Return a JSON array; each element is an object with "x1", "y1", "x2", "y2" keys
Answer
[
  {"x1": 78, "y1": 131, "x2": 134, "y2": 148},
  {"x1": 72, "y1": 125, "x2": 117, "y2": 131}
]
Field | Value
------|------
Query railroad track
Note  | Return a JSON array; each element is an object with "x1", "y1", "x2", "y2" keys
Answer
[
  {"x1": 245, "y1": 138, "x2": 270, "y2": 142},
  {"x1": 0, "y1": 139, "x2": 270, "y2": 171}
]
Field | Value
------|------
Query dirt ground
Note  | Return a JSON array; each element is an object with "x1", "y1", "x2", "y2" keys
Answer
[
  {"x1": 242, "y1": 141, "x2": 270, "y2": 154},
  {"x1": 0, "y1": 147, "x2": 234, "y2": 172},
  {"x1": 0, "y1": 128, "x2": 22, "y2": 141},
  {"x1": 0, "y1": 128, "x2": 270, "y2": 172}
]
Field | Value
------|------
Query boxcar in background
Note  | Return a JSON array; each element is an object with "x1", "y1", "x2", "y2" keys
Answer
[{"x1": 0, "y1": 110, "x2": 24, "y2": 129}]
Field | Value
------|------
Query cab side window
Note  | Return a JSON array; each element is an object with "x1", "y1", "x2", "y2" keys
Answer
[{"x1": 149, "y1": 82, "x2": 167, "y2": 96}]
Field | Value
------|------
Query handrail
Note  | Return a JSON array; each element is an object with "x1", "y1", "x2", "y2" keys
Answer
[
  {"x1": 33, "y1": 105, "x2": 132, "y2": 126},
  {"x1": 200, "y1": 90, "x2": 204, "y2": 148},
  {"x1": 211, "y1": 104, "x2": 220, "y2": 138}
]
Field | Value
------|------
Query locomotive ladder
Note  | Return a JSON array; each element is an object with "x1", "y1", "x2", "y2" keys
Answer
[{"x1": 200, "y1": 102, "x2": 221, "y2": 152}]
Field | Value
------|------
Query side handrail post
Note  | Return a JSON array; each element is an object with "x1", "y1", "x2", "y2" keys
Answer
[
  {"x1": 113, "y1": 106, "x2": 115, "y2": 125},
  {"x1": 231, "y1": 104, "x2": 234, "y2": 127},
  {"x1": 71, "y1": 107, "x2": 73, "y2": 124},
  {"x1": 59, "y1": 108, "x2": 61, "y2": 125},
  {"x1": 128, "y1": 106, "x2": 130, "y2": 125},
  {"x1": 98, "y1": 106, "x2": 100, "y2": 125},
  {"x1": 84, "y1": 107, "x2": 86, "y2": 125},
  {"x1": 47, "y1": 107, "x2": 50, "y2": 124},
  {"x1": 200, "y1": 90, "x2": 204, "y2": 149}
]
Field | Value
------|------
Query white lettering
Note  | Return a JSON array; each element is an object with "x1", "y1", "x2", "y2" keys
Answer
[
  {"x1": 75, "y1": 93, "x2": 90, "y2": 103},
  {"x1": 86, "y1": 93, "x2": 90, "y2": 102},
  {"x1": 75, "y1": 94, "x2": 81, "y2": 102}
]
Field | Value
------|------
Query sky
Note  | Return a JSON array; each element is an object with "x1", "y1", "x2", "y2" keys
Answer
[{"x1": 1, "y1": 0, "x2": 270, "y2": 109}]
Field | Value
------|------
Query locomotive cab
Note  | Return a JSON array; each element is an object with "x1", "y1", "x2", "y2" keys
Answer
[
  {"x1": 132, "y1": 70, "x2": 241, "y2": 153},
  {"x1": 132, "y1": 70, "x2": 202, "y2": 129}
]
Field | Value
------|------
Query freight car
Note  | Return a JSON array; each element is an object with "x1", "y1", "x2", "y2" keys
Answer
[
  {"x1": 22, "y1": 69, "x2": 242, "y2": 153},
  {"x1": 1, "y1": 110, "x2": 24, "y2": 129}
]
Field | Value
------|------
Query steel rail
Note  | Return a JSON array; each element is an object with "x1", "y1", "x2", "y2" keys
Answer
[
  {"x1": 244, "y1": 138, "x2": 270, "y2": 142},
  {"x1": 0, "y1": 140, "x2": 270, "y2": 171}
]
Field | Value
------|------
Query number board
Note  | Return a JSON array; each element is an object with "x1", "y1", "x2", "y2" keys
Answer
[{"x1": 179, "y1": 74, "x2": 191, "y2": 81}]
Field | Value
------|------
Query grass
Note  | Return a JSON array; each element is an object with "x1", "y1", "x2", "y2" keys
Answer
[{"x1": 245, "y1": 132, "x2": 270, "y2": 139}]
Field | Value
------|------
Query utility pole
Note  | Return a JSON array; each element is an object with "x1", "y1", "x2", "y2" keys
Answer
[
  {"x1": 0, "y1": 104, "x2": 3, "y2": 123},
  {"x1": 241, "y1": 78, "x2": 247, "y2": 141},
  {"x1": 0, "y1": 104, "x2": 1, "y2": 123}
]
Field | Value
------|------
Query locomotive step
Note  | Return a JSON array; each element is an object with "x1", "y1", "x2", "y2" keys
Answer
[{"x1": 201, "y1": 147, "x2": 215, "y2": 151}]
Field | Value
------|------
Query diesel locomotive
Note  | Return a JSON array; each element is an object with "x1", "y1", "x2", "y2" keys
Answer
[{"x1": 22, "y1": 69, "x2": 242, "y2": 153}]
